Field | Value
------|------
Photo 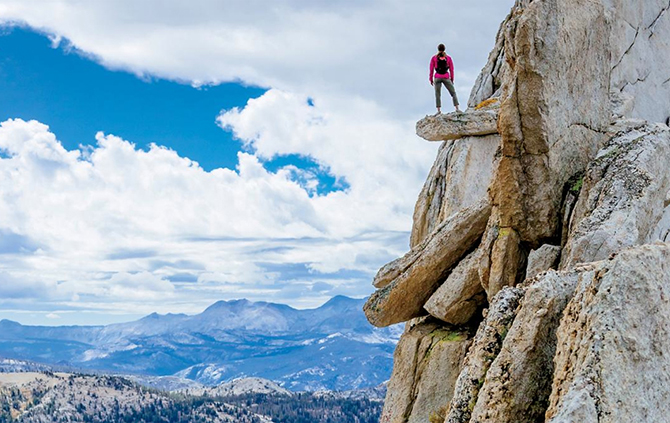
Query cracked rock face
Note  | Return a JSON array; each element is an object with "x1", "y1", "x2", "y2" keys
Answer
[
  {"x1": 546, "y1": 243, "x2": 670, "y2": 423},
  {"x1": 608, "y1": 0, "x2": 670, "y2": 123},
  {"x1": 445, "y1": 287, "x2": 524, "y2": 423},
  {"x1": 561, "y1": 122, "x2": 670, "y2": 268},
  {"x1": 379, "y1": 318, "x2": 471, "y2": 423},
  {"x1": 410, "y1": 135, "x2": 499, "y2": 248},
  {"x1": 367, "y1": 0, "x2": 670, "y2": 421}
]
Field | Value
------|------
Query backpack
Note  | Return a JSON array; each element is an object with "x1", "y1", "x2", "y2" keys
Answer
[{"x1": 435, "y1": 55, "x2": 449, "y2": 75}]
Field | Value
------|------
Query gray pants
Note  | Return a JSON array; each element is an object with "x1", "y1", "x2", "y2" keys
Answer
[{"x1": 434, "y1": 78, "x2": 459, "y2": 108}]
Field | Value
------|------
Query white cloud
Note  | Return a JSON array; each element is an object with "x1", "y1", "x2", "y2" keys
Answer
[
  {"x1": 0, "y1": 271, "x2": 56, "y2": 299},
  {"x1": 0, "y1": 1, "x2": 515, "y2": 322},
  {"x1": 0, "y1": 0, "x2": 514, "y2": 115},
  {"x1": 105, "y1": 271, "x2": 175, "y2": 300},
  {"x1": 218, "y1": 89, "x2": 437, "y2": 236},
  {"x1": 0, "y1": 118, "x2": 410, "y2": 317}
]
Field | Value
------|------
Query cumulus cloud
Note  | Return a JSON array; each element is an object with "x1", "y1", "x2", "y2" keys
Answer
[
  {"x1": 0, "y1": 118, "x2": 409, "y2": 317},
  {"x1": 0, "y1": 1, "x2": 515, "y2": 322},
  {"x1": 218, "y1": 89, "x2": 437, "y2": 236}
]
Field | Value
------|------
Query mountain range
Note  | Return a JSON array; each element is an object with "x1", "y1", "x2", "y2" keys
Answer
[{"x1": 0, "y1": 296, "x2": 402, "y2": 391}]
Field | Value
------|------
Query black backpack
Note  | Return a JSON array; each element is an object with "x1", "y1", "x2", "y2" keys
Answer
[{"x1": 436, "y1": 55, "x2": 448, "y2": 75}]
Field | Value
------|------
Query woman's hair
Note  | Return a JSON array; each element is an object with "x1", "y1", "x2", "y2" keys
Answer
[{"x1": 437, "y1": 43, "x2": 446, "y2": 57}]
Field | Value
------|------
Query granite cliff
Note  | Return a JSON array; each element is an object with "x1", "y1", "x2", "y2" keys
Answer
[{"x1": 365, "y1": 0, "x2": 670, "y2": 421}]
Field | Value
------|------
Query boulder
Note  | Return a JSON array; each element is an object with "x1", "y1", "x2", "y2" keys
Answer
[
  {"x1": 416, "y1": 109, "x2": 499, "y2": 142},
  {"x1": 410, "y1": 134, "x2": 499, "y2": 248},
  {"x1": 445, "y1": 287, "x2": 524, "y2": 423},
  {"x1": 474, "y1": 217, "x2": 500, "y2": 299},
  {"x1": 561, "y1": 123, "x2": 670, "y2": 267},
  {"x1": 546, "y1": 243, "x2": 670, "y2": 422},
  {"x1": 485, "y1": 225, "x2": 525, "y2": 298},
  {"x1": 379, "y1": 318, "x2": 471, "y2": 423},
  {"x1": 526, "y1": 244, "x2": 561, "y2": 278},
  {"x1": 366, "y1": 199, "x2": 491, "y2": 327},
  {"x1": 424, "y1": 248, "x2": 487, "y2": 325}
]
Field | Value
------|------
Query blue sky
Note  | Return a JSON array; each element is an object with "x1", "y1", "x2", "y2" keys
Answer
[
  {"x1": 0, "y1": 27, "x2": 262, "y2": 171},
  {"x1": 0, "y1": 27, "x2": 343, "y2": 193},
  {"x1": 0, "y1": 1, "x2": 513, "y2": 326}
]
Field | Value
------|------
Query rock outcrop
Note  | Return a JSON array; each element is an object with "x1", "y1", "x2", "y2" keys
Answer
[
  {"x1": 546, "y1": 243, "x2": 670, "y2": 422},
  {"x1": 380, "y1": 319, "x2": 471, "y2": 423},
  {"x1": 366, "y1": 0, "x2": 670, "y2": 421},
  {"x1": 365, "y1": 199, "x2": 491, "y2": 327},
  {"x1": 560, "y1": 122, "x2": 670, "y2": 267},
  {"x1": 486, "y1": 0, "x2": 611, "y2": 292},
  {"x1": 444, "y1": 287, "x2": 524, "y2": 423},
  {"x1": 423, "y1": 248, "x2": 487, "y2": 325},
  {"x1": 410, "y1": 135, "x2": 499, "y2": 248},
  {"x1": 467, "y1": 270, "x2": 581, "y2": 422},
  {"x1": 416, "y1": 107, "x2": 499, "y2": 142}
]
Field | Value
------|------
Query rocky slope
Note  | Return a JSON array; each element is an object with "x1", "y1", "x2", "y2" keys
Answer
[
  {"x1": 0, "y1": 372, "x2": 383, "y2": 423},
  {"x1": 187, "y1": 377, "x2": 292, "y2": 397},
  {"x1": 365, "y1": 0, "x2": 670, "y2": 422},
  {"x1": 0, "y1": 372, "x2": 267, "y2": 422}
]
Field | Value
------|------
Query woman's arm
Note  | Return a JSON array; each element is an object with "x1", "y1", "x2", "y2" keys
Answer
[
  {"x1": 449, "y1": 56, "x2": 455, "y2": 82},
  {"x1": 429, "y1": 56, "x2": 435, "y2": 84}
]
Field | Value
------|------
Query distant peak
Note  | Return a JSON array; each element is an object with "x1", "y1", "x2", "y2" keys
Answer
[
  {"x1": 328, "y1": 294, "x2": 354, "y2": 302},
  {"x1": 204, "y1": 298, "x2": 253, "y2": 312},
  {"x1": 201, "y1": 296, "x2": 362, "y2": 315},
  {"x1": 321, "y1": 295, "x2": 361, "y2": 307}
]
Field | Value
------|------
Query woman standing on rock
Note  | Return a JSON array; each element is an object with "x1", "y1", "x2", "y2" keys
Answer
[{"x1": 430, "y1": 44, "x2": 460, "y2": 114}]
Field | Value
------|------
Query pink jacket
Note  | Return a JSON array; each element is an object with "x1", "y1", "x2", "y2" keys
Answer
[{"x1": 429, "y1": 54, "x2": 454, "y2": 83}]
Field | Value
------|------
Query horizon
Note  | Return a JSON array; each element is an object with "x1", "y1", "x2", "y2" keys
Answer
[
  {"x1": 0, "y1": 1, "x2": 515, "y2": 326},
  {"x1": 0, "y1": 294, "x2": 368, "y2": 327}
]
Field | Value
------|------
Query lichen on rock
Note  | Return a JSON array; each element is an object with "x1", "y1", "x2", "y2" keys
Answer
[
  {"x1": 379, "y1": 318, "x2": 471, "y2": 423},
  {"x1": 561, "y1": 122, "x2": 670, "y2": 268},
  {"x1": 445, "y1": 287, "x2": 524, "y2": 423}
]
